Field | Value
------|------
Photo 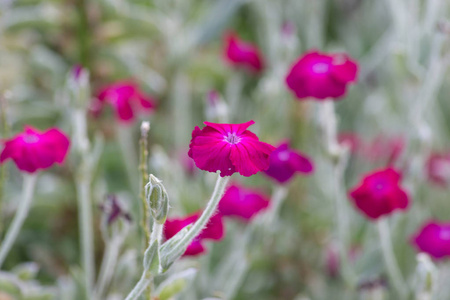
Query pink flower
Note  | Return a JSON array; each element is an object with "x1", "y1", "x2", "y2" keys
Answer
[
  {"x1": 224, "y1": 32, "x2": 264, "y2": 73},
  {"x1": 263, "y1": 142, "x2": 314, "y2": 184},
  {"x1": 426, "y1": 153, "x2": 450, "y2": 186},
  {"x1": 0, "y1": 126, "x2": 70, "y2": 173},
  {"x1": 286, "y1": 50, "x2": 358, "y2": 100},
  {"x1": 94, "y1": 80, "x2": 156, "y2": 123},
  {"x1": 188, "y1": 121, "x2": 275, "y2": 177},
  {"x1": 348, "y1": 168, "x2": 409, "y2": 220},
  {"x1": 412, "y1": 221, "x2": 450, "y2": 259},
  {"x1": 163, "y1": 213, "x2": 224, "y2": 256},
  {"x1": 218, "y1": 183, "x2": 270, "y2": 222}
]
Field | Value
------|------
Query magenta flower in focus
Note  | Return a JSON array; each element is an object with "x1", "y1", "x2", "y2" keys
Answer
[
  {"x1": 94, "y1": 80, "x2": 156, "y2": 123},
  {"x1": 188, "y1": 121, "x2": 275, "y2": 177},
  {"x1": 218, "y1": 183, "x2": 270, "y2": 222},
  {"x1": 412, "y1": 221, "x2": 450, "y2": 259},
  {"x1": 426, "y1": 153, "x2": 450, "y2": 186},
  {"x1": 0, "y1": 126, "x2": 70, "y2": 173},
  {"x1": 164, "y1": 213, "x2": 224, "y2": 256},
  {"x1": 286, "y1": 50, "x2": 358, "y2": 100},
  {"x1": 224, "y1": 32, "x2": 264, "y2": 73},
  {"x1": 349, "y1": 168, "x2": 409, "y2": 220},
  {"x1": 263, "y1": 142, "x2": 314, "y2": 184}
]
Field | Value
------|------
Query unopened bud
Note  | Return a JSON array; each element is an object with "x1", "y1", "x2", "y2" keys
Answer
[{"x1": 145, "y1": 175, "x2": 169, "y2": 224}]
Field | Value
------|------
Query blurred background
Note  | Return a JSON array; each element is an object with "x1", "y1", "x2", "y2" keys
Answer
[{"x1": 1, "y1": 0, "x2": 450, "y2": 299}]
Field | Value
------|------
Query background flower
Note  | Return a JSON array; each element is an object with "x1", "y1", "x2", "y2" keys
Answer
[
  {"x1": 93, "y1": 80, "x2": 156, "y2": 123},
  {"x1": 285, "y1": 51, "x2": 358, "y2": 100},
  {"x1": 263, "y1": 142, "x2": 314, "y2": 184},
  {"x1": 412, "y1": 221, "x2": 450, "y2": 259},
  {"x1": 164, "y1": 213, "x2": 224, "y2": 256},
  {"x1": 0, "y1": 126, "x2": 70, "y2": 173},
  {"x1": 224, "y1": 31, "x2": 264, "y2": 73},
  {"x1": 349, "y1": 168, "x2": 409, "y2": 220},
  {"x1": 218, "y1": 183, "x2": 270, "y2": 221}
]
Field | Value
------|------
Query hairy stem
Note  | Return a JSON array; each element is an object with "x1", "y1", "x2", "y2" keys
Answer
[
  {"x1": 377, "y1": 218, "x2": 408, "y2": 298},
  {"x1": 0, "y1": 174, "x2": 37, "y2": 268},
  {"x1": 124, "y1": 271, "x2": 153, "y2": 300},
  {"x1": 164, "y1": 174, "x2": 229, "y2": 262},
  {"x1": 139, "y1": 122, "x2": 151, "y2": 249},
  {"x1": 76, "y1": 174, "x2": 95, "y2": 298},
  {"x1": 318, "y1": 101, "x2": 355, "y2": 289},
  {"x1": 94, "y1": 235, "x2": 123, "y2": 299}
]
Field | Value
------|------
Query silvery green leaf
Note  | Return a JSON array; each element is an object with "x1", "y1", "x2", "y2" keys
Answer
[{"x1": 159, "y1": 225, "x2": 192, "y2": 272}]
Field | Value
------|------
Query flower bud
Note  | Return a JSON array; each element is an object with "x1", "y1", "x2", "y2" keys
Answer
[{"x1": 145, "y1": 175, "x2": 169, "y2": 224}]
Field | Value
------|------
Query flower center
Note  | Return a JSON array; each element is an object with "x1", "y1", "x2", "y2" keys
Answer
[
  {"x1": 312, "y1": 62, "x2": 330, "y2": 74},
  {"x1": 225, "y1": 133, "x2": 241, "y2": 144},
  {"x1": 23, "y1": 134, "x2": 39, "y2": 144}
]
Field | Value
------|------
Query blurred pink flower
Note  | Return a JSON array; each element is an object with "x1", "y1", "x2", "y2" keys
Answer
[
  {"x1": 188, "y1": 121, "x2": 275, "y2": 177},
  {"x1": 218, "y1": 183, "x2": 270, "y2": 222},
  {"x1": 364, "y1": 135, "x2": 404, "y2": 166},
  {"x1": 349, "y1": 168, "x2": 409, "y2": 220},
  {"x1": 164, "y1": 213, "x2": 224, "y2": 256},
  {"x1": 179, "y1": 150, "x2": 198, "y2": 177},
  {"x1": 263, "y1": 142, "x2": 313, "y2": 184},
  {"x1": 0, "y1": 126, "x2": 70, "y2": 173},
  {"x1": 338, "y1": 132, "x2": 361, "y2": 154},
  {"x1": 224, "y1": 31, "x2": 264, "y2": 73},
  {"x1": 93, "y1": 80, "x2": 156, "y2": 123},
  {"x1": 426, "y1": 153, "x2": 450, "y2": 186},
  {"x1": 286, "y1": 50, "x2": 358, "y2": 100},
  {"x1": 412, "y1": 221, "x2": 450, "y2": 259}
]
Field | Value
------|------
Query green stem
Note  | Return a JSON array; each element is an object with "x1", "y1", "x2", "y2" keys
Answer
[
  {"x1": 0, "y1": 95, "x2": 9, "y2": 234},
  {"x1": 76, "y1": 175, "x2": 95, "y2": 298},
  {"x1": 318, "y1": 101, "x2": 356, "y2": 289},
  {"x1": 117, "y1": 125, "x2": 140, "y2": 193},
  {"x1": 164, "y1": 174, "x2": 230, "y2": 262},
  {"x1": 124, "y1": 271, "x2": 153, "y2": 300},
  {"x1": 76, "y1": 0, "x2": 90, "y2": 68},
  {"x1": 377, "y1": 218, "x2": 408, "y2": 298},
  {"x1": 94, "y1": 235, "x2": 123, "y2": 299},
  {"x1": 139, "y1": 122, "x2": 151, "y2": 249},
  {"x1": 0, "y1": 174, "x2": 37, "y2": 268}
]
